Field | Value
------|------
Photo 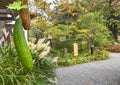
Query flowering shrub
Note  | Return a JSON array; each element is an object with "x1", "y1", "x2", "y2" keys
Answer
[{"x1": 0, "y1": 37, "x2": 57, "y2": 85}]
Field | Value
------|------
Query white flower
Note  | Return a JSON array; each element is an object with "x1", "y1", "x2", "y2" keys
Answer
[
  {"x1": 36, "y1": 43, "x2": 46, "y2": 50},
  {"x1": 28, "y1": 38, "x2": 51, "y2": 59},
  {"x1": 45, "y1": 41, "x2": 50, "y2": 47},
  {"x1": 37, "y1": 38, "x2": 46, "y2": 45},
  {"x1": 52, "y1": 57, "x2": 59, "y2": 63},
  {"x1": 28, "y1": 42, "x2": 36, "y2": 50},
  {"x1": 39, "y1": 46, "x2": 50, "y2": 59}
]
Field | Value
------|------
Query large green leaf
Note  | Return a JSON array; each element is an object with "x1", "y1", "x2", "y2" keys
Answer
[{"x1": 7, "y1": 1, "x2": 28, "y2": 11}]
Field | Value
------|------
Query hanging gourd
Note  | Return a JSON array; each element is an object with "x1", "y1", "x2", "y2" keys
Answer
[
  {"x1": 7, "y1": 1, "x2": 33, "y2": 71},
  {"x1": 13, "y1": 18, "x2": 33, "y2": 71}
]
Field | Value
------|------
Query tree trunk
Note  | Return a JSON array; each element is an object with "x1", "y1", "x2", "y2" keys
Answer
[
  {"x1": 109, "y1": 23, "x2": 118, "y2": 41},
  {"x1": 108, "y1": 0, "x2": 118, "y2": 41},
  {"x1": 112, "y1": 24, "x2": 118, "y2": 41}
]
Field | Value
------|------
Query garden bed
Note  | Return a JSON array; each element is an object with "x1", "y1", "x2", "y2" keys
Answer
[
  {"x1": 105, "y1": 44, "x2": 120, "y2": 53},
  {"x1": 56, "y1": 50, "x2": 110, "y2": 67}
]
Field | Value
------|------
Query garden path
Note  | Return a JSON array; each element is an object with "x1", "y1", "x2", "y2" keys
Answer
[{"x1": 57, "y1": 53, "x2": 120, "y2": 85}]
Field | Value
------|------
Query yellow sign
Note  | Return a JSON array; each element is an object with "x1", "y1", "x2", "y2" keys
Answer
[{"x1": 73, "y1": 43, "x2": 78, "y2": 56}]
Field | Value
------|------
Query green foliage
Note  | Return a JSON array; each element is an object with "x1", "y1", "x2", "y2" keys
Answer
[
  {"x1": 58, "y1": 54, "x2": 75, "y2": 66},
  {"x1": 52, "y1": 40, "x2": 88, "y2": 56},
  {"x1": 7, "y1": 1, "x2": 28, "y2": 11},
  {"x1": 0, "y1": 43, "x2": 56, "y2": 85},
  {"x1": 77, "y1": 12, "x2": 106, "y2": 27},
  {"x1": 44, "y1": 24, "x2": 77, "y2": 39},
  {"x1": 93, "y1": 50, "x2": 110, "y2": 60},
  {"x1": 58, "y1": 50, "x2": 110, "y2": 66},
  {"x1": 30, "y1": 0, "x2": 113, "y2": 68},
  {"x1": 30, "y1": 16, "x2": 52, "y2": 43},
  {"x1": 76, "y1": 12, "x2": 111, "y2": 47},
  {"x1": 54, "y1": 40, "x2": 74, "y2": 52}
]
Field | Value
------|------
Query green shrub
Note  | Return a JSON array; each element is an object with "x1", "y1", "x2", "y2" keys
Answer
[
  {"x1": 0, "y1": 44, "x2": 57, "y2": 85},
  {"x1": 76, "y1": 12, "x2": 111, "y2": 47},
  {"x1": 57, "y1": 50, "x2": 110, "y2": 66},
  {"x1": 94, "y1": 50, "x2": 110, "y2": 60}
]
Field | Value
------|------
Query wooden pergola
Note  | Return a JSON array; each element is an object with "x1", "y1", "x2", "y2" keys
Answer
[{"x1": 0, "y1": 0, "x2": 15, "y2": 20}]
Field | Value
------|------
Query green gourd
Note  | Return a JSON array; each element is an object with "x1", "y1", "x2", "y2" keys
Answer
[{"x1": 13, "y1": 18, "x2": 33, "y2": 71}]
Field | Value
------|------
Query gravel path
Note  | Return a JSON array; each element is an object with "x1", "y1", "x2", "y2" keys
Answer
[{"x1": 57, "y1": 53, "x2": 120, "y2": 85}]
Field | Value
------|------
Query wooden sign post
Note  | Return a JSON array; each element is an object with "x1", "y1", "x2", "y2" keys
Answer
[
  {"x1": 73, "y1": 43, "x2": 78, "y2": 64},
  {"x1": 73, "y1": 43, "x2": 78, "y2": 57}
]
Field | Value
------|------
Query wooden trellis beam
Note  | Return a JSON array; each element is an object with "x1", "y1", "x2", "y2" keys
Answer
[
  {"x1": 0, "y1": 17, "x2": 13, "y2": 20},
  {"x1": 0, "y1": 9, "x2": 12, "y2": 14}
]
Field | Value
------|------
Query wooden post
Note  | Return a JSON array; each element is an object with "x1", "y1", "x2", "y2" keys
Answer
[{"x1": 73, "y1": 43, "x2": 78, "y2": 57}]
